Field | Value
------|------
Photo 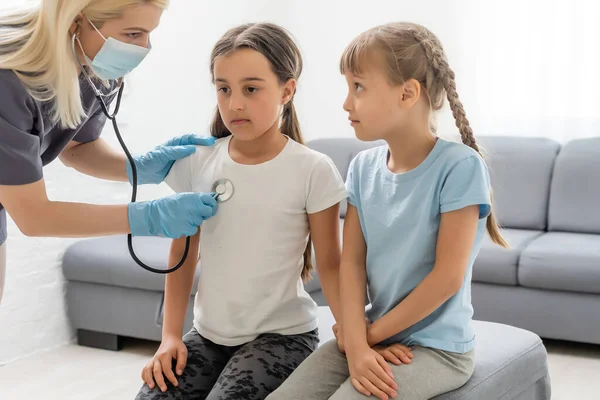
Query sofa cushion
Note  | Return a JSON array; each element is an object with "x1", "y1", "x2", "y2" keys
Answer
[
  {"x1": 548, "y1": 137, "x2": 600, "y2": 234},
  {"x1": 434, "y1": 320, "x2": 550, "y2": 400},
  {"x1": 64, "y1": 233, "x2": 334, "y2": 295},
  {"x1": 316, "y1": 307, "x2": 551, "y2": 400},
  {"x1": 519, "y1": 232, "x2": 600, "y2": 294},
  {"x1": 62, "y1": 235, "x2": 198, "y2": 292},
  {"x1": 472, "y1": 229, "x2": 542, "y2": 286},
  {"x1": 476, "y1": 136, "x2": 560, "y2": 230},
  {"x1": 307, "y1": 138, "x2": 383, "y2": 217}
]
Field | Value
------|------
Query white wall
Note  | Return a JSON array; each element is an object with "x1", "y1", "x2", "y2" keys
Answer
[
  {"x1": 118, "y1": 0, "x2": 600, "y2": 145},
  {"x1": 118, "y1": 0, "x2": 468, "y2": 145},
  {"x1": 1, "y1": 0, "x2": 598, "y2": 365}
]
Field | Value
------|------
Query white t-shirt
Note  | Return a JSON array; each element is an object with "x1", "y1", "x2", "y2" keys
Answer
[{"x1": 165, "y1": 135, "x2": 347, "y2": 346}]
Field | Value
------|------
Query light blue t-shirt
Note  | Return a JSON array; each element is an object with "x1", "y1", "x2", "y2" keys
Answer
[{"x1": 346, "y1": 138, "x2": 491, "y2": 354}]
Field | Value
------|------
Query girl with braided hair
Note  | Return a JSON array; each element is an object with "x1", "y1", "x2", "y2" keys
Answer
[{"x1": 268, "y1": 22, "x2": 508, "y2": 400}]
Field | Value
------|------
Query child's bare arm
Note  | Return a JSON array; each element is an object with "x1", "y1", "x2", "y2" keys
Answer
[
  {"x1": 308, "y1": 202, "x2": 343, "y2": 322},
  {"x1": 162, "y1": 230, "x2": 201, "y2": 338},
  {"x1": 339, "y1": 204, "x2": 370, "y2": 350}
]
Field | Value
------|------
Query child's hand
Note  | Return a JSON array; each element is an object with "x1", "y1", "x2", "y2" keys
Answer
[
  {"x1": 347, "y1": 345, "x2": 398, "y2": 400},
  {"x1": 373, "y1": 344, "x2": 414, "y2": 365},
  {"x1": 332, "y1": 323, "x2": 345, "y2": 353},
  {"x1": 333, "y1": 317, "x2": 371, "y2": 353},
  {"x1": 332, "y1": 322, "x2": 341, "y2": 338},
  {"x1": 141, "y1": 335, "x2": 188, "y2": 392}
]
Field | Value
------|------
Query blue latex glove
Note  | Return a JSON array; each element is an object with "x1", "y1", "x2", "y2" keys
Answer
[
  {"x1": 128, "y1": 192, "x2": 217, "y2": 238},
  {"x1": 127, "y1": 134, "x2": 216, "y2": 185}
]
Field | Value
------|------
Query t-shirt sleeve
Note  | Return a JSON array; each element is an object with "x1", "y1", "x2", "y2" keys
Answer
[
  {"x1": 0, "y1": 73, "x2": 42, "y2": 185},
  {"x1": 440, "y1": 155, "x2": 491, "y2": 219},
  {"x1": 306, "y1": 156, "x2": 348, "y2": 214},
  {"x1": 72, "y1": 106, "x2": 108, "y2": 143},
  {"x1": 164, "y1": 153, "x2": 194, "y2": 193},
  {"x1": 345, "y1": 156, "x2": 359, "y2": 208}
]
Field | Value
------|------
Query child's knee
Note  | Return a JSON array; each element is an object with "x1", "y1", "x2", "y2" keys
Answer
[
  {"x1": 328, "y1": 380, "x2": 369, "y2": 400},
  {"x1": 318, "y1": 338, "x2": 345, "y2": 356},
  {"x1": 265, "y1": 389, "x2": 294, "y2": 400},
  {"x1": 134, "y1": 384, "x2": 175, "y2": 400}
]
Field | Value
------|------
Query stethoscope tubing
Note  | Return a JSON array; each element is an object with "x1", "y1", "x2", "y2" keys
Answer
[{"x1": 100, "y1": 82, "x2": 191, "y2": 274}]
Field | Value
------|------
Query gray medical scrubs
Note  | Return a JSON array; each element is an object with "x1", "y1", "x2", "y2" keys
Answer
[{"x1": 0, "y1": 68, "x2": 117, "y2": 246}]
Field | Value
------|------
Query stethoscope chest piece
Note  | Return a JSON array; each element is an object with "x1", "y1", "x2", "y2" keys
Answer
[{"x1": 211, "y1": 179, "x2": 234, "y2": 203}]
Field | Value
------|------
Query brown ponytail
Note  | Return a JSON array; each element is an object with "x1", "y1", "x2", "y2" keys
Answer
[
  {"x1": 209, "y1": 23, "x2": 316, "y2": 279},
  {"x1": 282, "y1": 101, "x2": 304, "y2": 144},
  {"x1": 341, "y1": 22, "x2": 509, "y2": 248},
  {"x1": 282, "y1": 101, "x2": 313, "y2": 281}
]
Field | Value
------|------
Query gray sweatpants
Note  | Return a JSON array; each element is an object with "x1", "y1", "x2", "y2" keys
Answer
[
  {"x1": 267, "y1": 339, "x2": 474, "y2": 400},
  {"x1": 135, "y1": 327, "x2": 319, "y2": 400}
]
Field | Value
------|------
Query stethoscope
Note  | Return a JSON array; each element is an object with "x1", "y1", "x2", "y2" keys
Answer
[{"x1": 72, "y1": 34, "x2": 234, "y2": 274}]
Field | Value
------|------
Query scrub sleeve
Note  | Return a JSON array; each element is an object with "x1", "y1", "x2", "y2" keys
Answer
[{"x1": 0, "y1": 68, "x2": 115, "y2": 301}]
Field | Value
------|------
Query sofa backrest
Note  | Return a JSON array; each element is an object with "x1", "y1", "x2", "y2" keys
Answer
[
  {"x1": 307, "y1": 138, "x2": 384, "y2": 180},
  {"x1": 477, "y1": 136, "x2": 561, "y2": 230},
  {"x1": 548, "y1": 137, "x2": 600, "y2": 234},
  {"x1": 307, "y1": 136, "x2": 568, "y2": 229},
  {"x1": 307, "y1": 138, "x2": 383, "y2": 217}
]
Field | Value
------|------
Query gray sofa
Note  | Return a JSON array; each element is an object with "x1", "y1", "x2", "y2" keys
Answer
[
  {"x1": 307, "y1": 135, "x2": 600, "y2": 345},
  {"x1": 470, "y1": 136, "x2": 600, "y2": 345},
  {"x1": 61, "y1": 135, "x2": 598, "y2": 399}
]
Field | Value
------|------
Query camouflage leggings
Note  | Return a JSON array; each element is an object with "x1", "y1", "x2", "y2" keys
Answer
[{"x1": 135, "y1": 327, "x2": 319, "y2": 400}]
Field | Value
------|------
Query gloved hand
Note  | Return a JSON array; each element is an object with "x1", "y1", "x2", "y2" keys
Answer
[
  {"x1": 127, "y1": 134, "x2": 216, "y2": 185},
  {"x1": 128, "y1": 192, "x2": 217, "y2": 238}
]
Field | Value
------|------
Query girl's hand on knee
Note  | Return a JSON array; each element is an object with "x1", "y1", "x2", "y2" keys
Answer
[
  {"x1": 374, "y1": 344, "x2": 414, "y2": 365},
  {"x1": 141, "y1": 336, "x2": 188, "y2": 392},
  {"x1": 332, "y1": 322, "x2": 341, "y2": 339},
  {"x1": 332, "y1": 323, "x2": 346, "y2": 353},
  {"x1": 347, "y1": 346, "x2": 398, "y2": 400},
  {"x1": 333, "y1": 317, "x2": 370, "y2": 354}
]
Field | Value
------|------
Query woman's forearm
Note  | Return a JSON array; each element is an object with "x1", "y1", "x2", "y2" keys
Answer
[
  {"x1": 30, "y1": 201, "x2": 130, "y2": 237},
  {"x1": 0, "y1": 178, "x2": 130, "y2": 237},
  {"x1": 162, "y1": 233, "x2": 200, "y2": 337},
  {"x1": 60, "y1": 138, "x2": 129, "y2": 182}
]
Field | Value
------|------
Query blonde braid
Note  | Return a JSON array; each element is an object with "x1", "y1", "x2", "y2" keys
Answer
[
  {"x1": 410, "y1": 28, "x2": 508, "y2": 248},
  {"x1": 406, "y1": 28, "x2": 478, "y2": 153}
]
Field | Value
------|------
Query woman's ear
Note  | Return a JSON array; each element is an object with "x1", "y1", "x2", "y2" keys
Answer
[
  {"x1": 69, "y1": 13, "x2": 84, "y2": 35},
  {"x1": 282, "y1": 78, "x2": 297, "y2": 105},
  {"x1": 69, "y1": 20, "x2": 78, "y2": 35}
]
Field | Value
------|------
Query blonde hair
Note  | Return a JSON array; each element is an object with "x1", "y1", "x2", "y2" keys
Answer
[
  {"x1": 341, "y1": 22, "x2": 509, "y2": 248},
  {"x1": 209, "y1": 23, "x2": 315, "y2": 281},
  {"x1": 0, "y1": 0, "x2": 169, "y2": 129}
]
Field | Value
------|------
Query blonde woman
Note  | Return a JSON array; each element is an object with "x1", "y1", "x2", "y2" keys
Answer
[{"x1": 0, "y1": 0, "x2": 218, "y2": 302}]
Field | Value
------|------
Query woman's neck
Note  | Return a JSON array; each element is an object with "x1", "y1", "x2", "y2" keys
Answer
[
  {"x1": 386, "y1": 128, "x2": 437, "y2": 174},
  {"x1": 228, "y1": 123, "x2": 287, "y2": 165}
]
